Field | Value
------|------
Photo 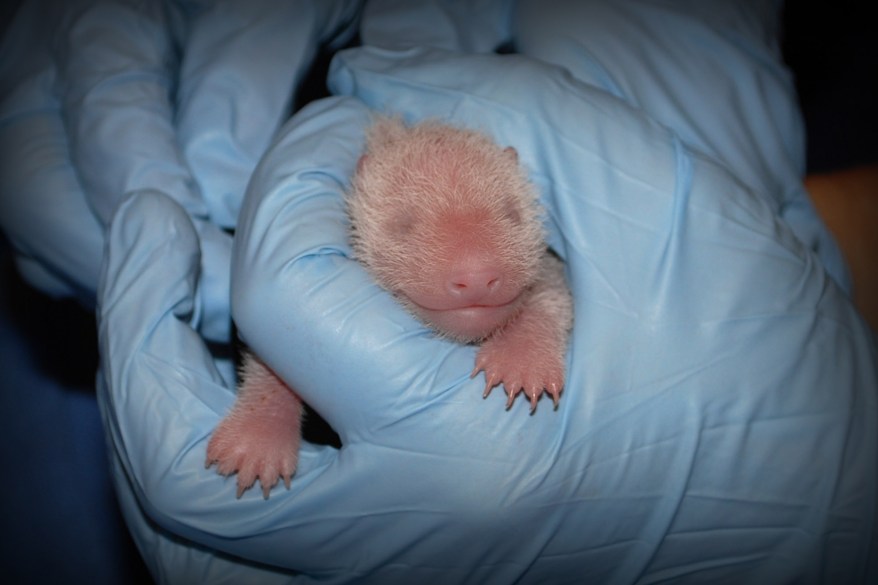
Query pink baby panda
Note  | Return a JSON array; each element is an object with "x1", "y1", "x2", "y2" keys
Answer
[{"x1": 207, "y1": 117, "x2": 574, "y2": 498}]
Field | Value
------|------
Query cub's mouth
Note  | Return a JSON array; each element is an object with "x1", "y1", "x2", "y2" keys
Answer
[{"x1": 409, "y1": 297, "x2": 523, "y2": 343}]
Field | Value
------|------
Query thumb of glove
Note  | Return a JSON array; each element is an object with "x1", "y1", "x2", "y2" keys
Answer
[{"x1": 97, "y1": 191, "x2": 232, "y2": 517}]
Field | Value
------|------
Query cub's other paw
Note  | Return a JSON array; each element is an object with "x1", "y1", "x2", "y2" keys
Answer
[{"x1": 206, "y1": 388, "x2": 303, "y2": 499}]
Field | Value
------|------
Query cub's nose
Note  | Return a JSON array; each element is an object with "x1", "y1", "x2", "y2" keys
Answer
[{"x1": 446, "y1": 267, "x2": 502, "y2": 304}]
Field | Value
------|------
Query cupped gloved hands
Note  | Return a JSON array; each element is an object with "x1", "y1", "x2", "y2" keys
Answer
[
  {"x1": 98, "y1": 97, "x2": 589, "y2": 583},
  {"x1": 0, "y1": 0, "x2": 361, "y2": 340},
  {"x1": 31, "y1": 0, "x2": 874, "y2": 581},
  {"x1": 96, "y1": 41, "x2": 876, "y2": 582}
]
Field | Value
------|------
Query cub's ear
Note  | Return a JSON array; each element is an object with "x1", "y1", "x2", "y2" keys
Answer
[
  {"x1": 503, "y1": 146, "x2": 518, "y2": 162},
  {"x1": 357, "y1": 154, "x2": 369, "y2": 173}
]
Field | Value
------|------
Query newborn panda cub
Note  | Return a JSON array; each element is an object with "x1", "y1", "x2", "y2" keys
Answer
[{"x1": 207, "y1": 118, "x2": 574, "y2": 498}]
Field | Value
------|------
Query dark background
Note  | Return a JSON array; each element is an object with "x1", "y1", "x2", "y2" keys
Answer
[{"x1": 782, "y1": 1, "x2": 878, "y2": 171}]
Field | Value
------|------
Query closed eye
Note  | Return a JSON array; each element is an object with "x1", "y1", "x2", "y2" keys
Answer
[
  {"x1": 389, "y1": 213, "x2": 416, "y2": 236},
  {"x1": 503, "y1": 203, "x2": 522, "y2": 226}
]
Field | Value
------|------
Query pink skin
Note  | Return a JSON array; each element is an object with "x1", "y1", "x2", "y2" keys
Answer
[
  {"x1": 206, "y1": 353, "x2": 302, "y2": 499},
  {"x1": 395, "y1": 215, "x2": 527, "y2": 340},
  {"x1": 207, "y1": 118, "x2": 573, "y2": 498}
]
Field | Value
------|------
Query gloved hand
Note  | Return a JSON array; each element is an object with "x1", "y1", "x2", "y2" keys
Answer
[
  {"x1": 0, "y1": 0, "x2": 361, "y2": 340},
  {"x1": 510, "y1": 0, "x2": 852, "y2": 293},
  {"x1": 360, "y1": 0, "x2": 514, "y2": 53},
  {"x1": 97, "y1": 42, "x2": 877, "y2": 585}
]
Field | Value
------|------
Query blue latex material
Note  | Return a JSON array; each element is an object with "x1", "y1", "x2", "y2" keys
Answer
[
  {"x1": 0, "y1": 0, "x2": 361, "y2": 339},
  {"x1": 4, "y1": 1, "x2": 878, "y2": 583}
]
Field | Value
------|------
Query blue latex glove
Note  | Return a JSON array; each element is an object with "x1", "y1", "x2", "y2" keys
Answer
[
  {"x1": 360, "y1": 0, "x2": 514, "y2": 53},
  {"x1": 0, "y1": 0, "x2": 361, "y2": 339},
  {"x1": 98, "y1": 23, "x2": 877, "y2": 585},
  {"x1": 0, "y1": 0, "x2": 104, "y2": 303},
  {"x1": 511, "y1": 0, "x2": 851, "y2": 294}
]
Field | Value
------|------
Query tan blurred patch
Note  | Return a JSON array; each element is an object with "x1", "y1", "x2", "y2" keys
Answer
[{"x1": 806, "y1": 164, "x2": 878, "y2": 331}]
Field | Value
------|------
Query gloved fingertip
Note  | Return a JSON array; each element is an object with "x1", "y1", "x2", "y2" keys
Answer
[
  {"x1": 110, "y1": 190, "x2": 200, "y2": 257},
  {"x1": 101, "y1": 190, "x2": 202, "y2": 322}
]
